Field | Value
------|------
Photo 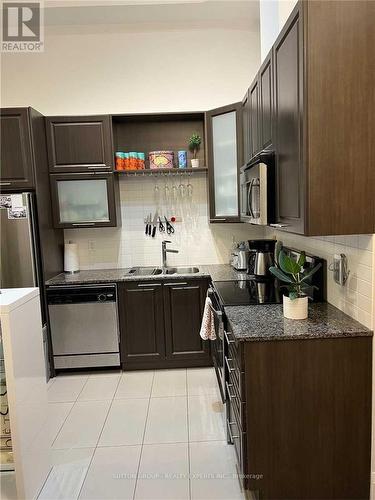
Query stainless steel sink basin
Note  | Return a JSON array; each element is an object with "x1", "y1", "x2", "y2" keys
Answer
[
  {"x1": 164, "y1": 266, "x2": 200, "y2": 275},
  {"x1": 127, "y1": 267, "x2": 162, "y2": 276}
]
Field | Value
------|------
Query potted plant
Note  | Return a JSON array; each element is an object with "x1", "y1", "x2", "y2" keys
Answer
[
  {"x1": 188, "y1": 133, "x2": 202, "y2": 168},
  {"x1": 270, "y1": 243, "x2": 322, "y2": 320}
]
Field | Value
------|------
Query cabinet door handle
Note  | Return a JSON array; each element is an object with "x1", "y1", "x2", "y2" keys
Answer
[
  {"x1": 224, "y1": 330, "x2": 235, "y2": 345},
  {"x1": 137, "y1": 283, "x2": 162, "y2": 287},
  {"x1": 72, "y1": 223, "x2": 95, "y2": 226},
  {"x1": 270, "y1": 223, "x2": 289, "y2": 228},
  {"x1": 225, "y1": 356, "x2": 235, "y2": 373},
  {"x1": 87, "y1": 166, "x2": 106, "y2": 169},
  {"x1": 210, "y1": 218, "x2": 227, "y2": 222},
  {"x1": 164, "y1": 282, "x2": 188, "y2": 286},
  {"x1": 226, "y1": 381, "x2": 236, "y2": 399},
  {"x1": 0, "y1": 182, "x2": 11, "y2": 186},
  {"x1": 227, "y1": 420, "x2": 239, "y2": 440}
]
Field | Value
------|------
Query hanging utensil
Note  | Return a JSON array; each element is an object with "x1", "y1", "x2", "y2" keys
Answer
[
  {"x1": 145, "y1": 214, "x2": 150, "y2": 235},
  {"x1": 151, "y1": 211, "x2": 158, "y2": 238},
  {"x1": 165, "y1": 216, "x2": 175, "y2": 235},
  {"x1": 159, "y1": 217, "x2": 165, "y2": 232}
]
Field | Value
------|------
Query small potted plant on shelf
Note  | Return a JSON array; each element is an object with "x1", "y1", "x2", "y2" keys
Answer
[
  {"x1": 188, "y1": 133, "x2": 202, "y2": 168},
  {"x1": 270, "y1": 243, "x2": 322, "y2": 320}
]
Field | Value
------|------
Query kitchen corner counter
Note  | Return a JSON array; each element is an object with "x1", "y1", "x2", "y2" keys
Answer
[
  {"x1": 45, "y1": 264, "x2": 247, "y2": 286},
  {"x1": 225, "y1": 302, "x2": 373, "y2": 342}
]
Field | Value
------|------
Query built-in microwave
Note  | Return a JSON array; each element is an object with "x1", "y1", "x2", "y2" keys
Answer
[{"x1": 240, "y1": 151, "x2": 275, "y2": 225}]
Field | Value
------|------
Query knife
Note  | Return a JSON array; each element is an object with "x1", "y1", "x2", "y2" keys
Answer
[
  {"x1": 151, "y1": 211, "x2": 158, "y2": 237},
  {"x1": 148, "y1": 212, "x2": 152, "y2": 235}
]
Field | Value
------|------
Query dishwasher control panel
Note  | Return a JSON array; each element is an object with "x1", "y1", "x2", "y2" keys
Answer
[{"x1": 47, "y1": 285, "x2": 117, "y2": 304}]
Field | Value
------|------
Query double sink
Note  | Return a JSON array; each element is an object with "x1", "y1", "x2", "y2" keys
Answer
[{"x1": 127, "y1": 266, "x2": 200, "y2": 276}]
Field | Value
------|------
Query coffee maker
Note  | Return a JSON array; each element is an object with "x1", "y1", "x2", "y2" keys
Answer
[{"x1": 247, "y1": 239, "x2": 277, "y2": 279}]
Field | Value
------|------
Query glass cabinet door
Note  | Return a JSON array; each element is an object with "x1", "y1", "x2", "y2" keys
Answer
[
  {"x1": 207, "y1": 103, "x2": 242, "y2": 222},
  {"x1": 51, "y1": 174, "x2": 117, "y2": 228}
]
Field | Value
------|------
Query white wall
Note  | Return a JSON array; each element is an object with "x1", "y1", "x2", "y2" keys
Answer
[
  {"x1": 259, "y1": 0, "x2": 279, "y2": 60},
  {"x1": 259, "y1": 0, "x2": 297, "y2": 60},
  {"x1": 1, "y1": 25, "x2": 260, "y2": 115}
]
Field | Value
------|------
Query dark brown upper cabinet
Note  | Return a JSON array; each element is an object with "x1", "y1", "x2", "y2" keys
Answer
[
  {"x1": 50, "y1": 172, "x2": 119, "y2": 228},
  {"x1": 241, "y1": 91, "x2": 251, "y2": 166},
  {"x1": 249, "y1": 78, "x2": 260, "y2": 158},
  {"x1": 206, "y1": 103, "x2": 242, "y2": 223},
  {"x1": 271, "y1": 0, "x2": 374, "y2": 235},
  {"x1": 0, "y1": 108, "x2": 35, "y2": 191},
  {"x1": 273, "y1": 7, "x2": 304, "y2": 234},
  {"x1": 46, "y1": 115, "x2": 113, "y2": 172},
  {"x1": 163, "y1": 279, "x2": 210, "y2": 364},
  {"x1": 118, "y1": 281, "x2": 166, "y2": 369},
  {"x1": 259, "y1": 51, "x2": 273, "y2": 151}
]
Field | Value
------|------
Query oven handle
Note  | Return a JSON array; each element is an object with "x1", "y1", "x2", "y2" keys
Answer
[{"x1": 207, "y1": 287, "x2": 222, "y2": 317}]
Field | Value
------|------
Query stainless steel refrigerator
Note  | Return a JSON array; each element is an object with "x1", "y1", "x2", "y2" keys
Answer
[
  {"x1": 0, "y1": 192, "x2": 49, "y2": 375},
  {"x1": 1, "y1": 193, "x2": 41, "y2": 289}
]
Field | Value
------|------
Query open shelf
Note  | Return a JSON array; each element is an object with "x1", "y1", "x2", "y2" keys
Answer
[
  {"x1": 114, "y1": 167, "x2": 208, "y2": 176},
  {"x1": 111, "y1": 112, "x2": 206, "y2": 170}
]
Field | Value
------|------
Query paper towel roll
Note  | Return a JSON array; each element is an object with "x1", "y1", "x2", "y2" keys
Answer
[{"x1": 64, "y1": 242, "x2": 79, "y2": 273}]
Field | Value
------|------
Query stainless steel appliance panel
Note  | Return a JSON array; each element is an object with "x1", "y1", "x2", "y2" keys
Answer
[
  {"x1": 0, "y1": 193, "x2": 37, "y2": 288},
  {"x1": 49, "y1": 301, "x2": 119, "y2": 355},
  {"x1": 48, "y1": 284, "x2": 120, "y2": 369},
  {"x1": 54, "y1": 353, "x2": 120, "y2": 369}
]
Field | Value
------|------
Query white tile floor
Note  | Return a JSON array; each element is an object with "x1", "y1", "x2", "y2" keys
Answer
[{"x1": 39, "y1": 368, "x2": 246, "y2": 500}]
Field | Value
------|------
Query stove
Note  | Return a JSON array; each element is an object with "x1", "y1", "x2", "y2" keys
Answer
[{"x1": 213, "y1": 279, "x2": 282, "y2": 306}]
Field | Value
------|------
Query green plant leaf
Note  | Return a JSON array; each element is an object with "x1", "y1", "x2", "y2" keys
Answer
[
  {"x1": 269, "y1": 266, "x2": 294, "y2": 283},
  {"x1": 297, "y1": 251, "x2": 306, "y2": 267},
  {"x1": 301, "y1": 263, "x2": 322, "y2": 282},
  {"x1": 275, "y1": 241, "x2": 282, "y2": 266},
  {"x1": 278, "y1": 250, "x2": 301, "y2": 275}
]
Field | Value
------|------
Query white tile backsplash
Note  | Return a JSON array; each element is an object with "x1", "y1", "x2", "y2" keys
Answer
[{"x1": 266, "y1": 228, "x2": 374, "y2": 329}]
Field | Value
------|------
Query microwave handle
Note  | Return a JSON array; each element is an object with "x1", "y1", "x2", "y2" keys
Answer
[{"x1": 248, "y1": 179, "x2": 255, "y2": 218}]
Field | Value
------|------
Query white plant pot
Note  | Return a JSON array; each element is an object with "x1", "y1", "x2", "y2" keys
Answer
[
  {"x1": 283, "y1": 295, "x2": 308, "y2": 320},
  {"x1": 191, "y1": 158, "x2": 200, "y2": 168}
]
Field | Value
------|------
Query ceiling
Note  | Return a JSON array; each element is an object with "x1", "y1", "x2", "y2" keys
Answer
[{"x1": 43, "y1": 0, "x2": 260, "y2": 32}]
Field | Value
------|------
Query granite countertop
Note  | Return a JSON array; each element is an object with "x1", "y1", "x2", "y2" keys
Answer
[
  {"x1": 45, "y1": 264, "x2": 246, "y2": 286},
  {"x1": 224, "y1": 302, "x2": 372, "y2": 342}
]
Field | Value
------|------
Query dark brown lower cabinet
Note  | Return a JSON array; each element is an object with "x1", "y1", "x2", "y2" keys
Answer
[
  {"x1": 163, "y1": 279, "x2": 210, "y2": 363},
  {"x1": 225, "y1": 332, "x2": 372, "y2": 500},
  {"x1": 119, "y1": 281, "x2": 165, "y2": 368},
  {"x1": 119, "y1": 278, "x2": 211, "y2": 370}
]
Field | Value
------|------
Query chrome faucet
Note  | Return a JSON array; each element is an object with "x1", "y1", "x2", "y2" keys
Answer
[{"x1": 162, "y1": 240, "x2": 178, "y2": 268}]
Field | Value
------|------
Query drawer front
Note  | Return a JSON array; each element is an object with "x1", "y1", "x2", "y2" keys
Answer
[
  {"x1": 227, "y1": 372, "x2": 246, "y2": 427},
  {"x1": 225, "y1": 352, "x2": 245, "y2": 401},
  {"x1": 227, "y1": 399, "x2": 246, "y2": 473}
]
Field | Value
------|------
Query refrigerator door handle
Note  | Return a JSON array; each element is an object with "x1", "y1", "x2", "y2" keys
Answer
[{"x1": 26, "y1": 193, "x2": 40, "y2": 288}]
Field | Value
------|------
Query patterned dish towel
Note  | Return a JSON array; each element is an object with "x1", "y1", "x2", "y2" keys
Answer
[{"x1": 200, "y1": 297, "x2": 217, "y2": 341}]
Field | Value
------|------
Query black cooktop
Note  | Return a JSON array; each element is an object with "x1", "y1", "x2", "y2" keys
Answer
[{"x1": 214, "y1": 279, "x2": 282, "y2": 306}]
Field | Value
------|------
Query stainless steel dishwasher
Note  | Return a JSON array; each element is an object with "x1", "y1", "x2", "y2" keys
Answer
[{"x1": 47, "y1": 284, "x2": 120, "y2": 369}]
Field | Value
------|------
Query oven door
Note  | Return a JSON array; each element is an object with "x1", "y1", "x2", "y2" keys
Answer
[{"x1": 207, "y1": 286, "x2": 225, "y2": 403}]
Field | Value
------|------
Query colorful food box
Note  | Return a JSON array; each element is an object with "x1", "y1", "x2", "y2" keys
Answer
[{"x1": 149, "y1": 151, "x2": 174, "y2": 169}]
